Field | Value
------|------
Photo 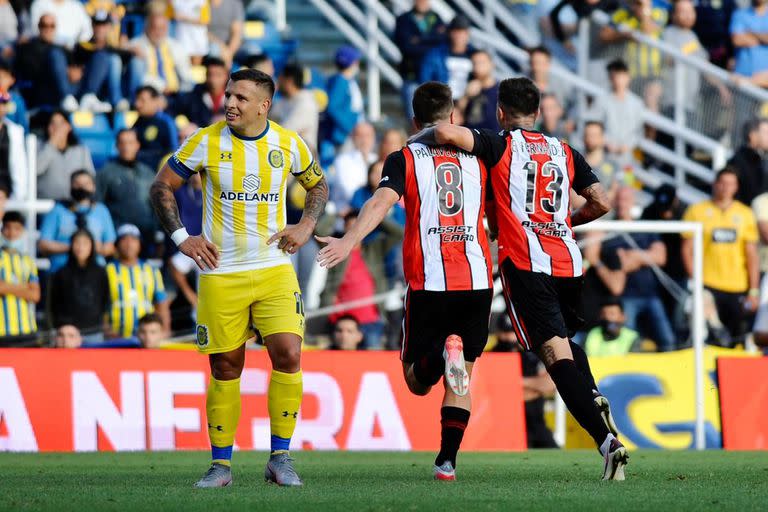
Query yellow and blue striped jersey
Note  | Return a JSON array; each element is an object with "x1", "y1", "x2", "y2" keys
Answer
[
  {"x1": 168, "y1": 120, "x2": 324, "y2": 274},
  {"x1": 0, "y1": 250, "x2": 38, "y2": 337},
  {"x1": 106, "y1": 260, "x2": 167, "y2": 338}
]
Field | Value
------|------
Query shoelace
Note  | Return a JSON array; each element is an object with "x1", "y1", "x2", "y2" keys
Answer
[{"x1": 272, "y1": 456, "x2": 299, "y2": 478}]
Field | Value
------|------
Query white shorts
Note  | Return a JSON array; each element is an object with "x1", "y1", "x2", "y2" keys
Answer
[{"x1": 752, "y1": 273, "x2": 768, "y2": 333}]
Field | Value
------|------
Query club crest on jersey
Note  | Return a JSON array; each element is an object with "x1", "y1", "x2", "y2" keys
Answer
[
  {"x1": 243, "y1": 174, "x2": 261, "y2": 192},
  {"x1": 268, "y1": 149, "x2": 284, "y2": 168},
  {"x1": 196, "y1": 324, "x2": 209, "y2": 347}
]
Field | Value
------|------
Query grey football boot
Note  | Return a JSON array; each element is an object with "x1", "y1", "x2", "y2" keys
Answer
[
  {"x1": 194, "y1": 463, "x2": 232, "y2": 488},
  {"x1": 265, "y1": 452, "x2": 303, "y2": 487}
]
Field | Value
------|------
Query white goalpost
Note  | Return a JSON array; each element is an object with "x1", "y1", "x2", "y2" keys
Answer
[{"x1": 562, "y1": 220, "x2": 707, "y2": 451}]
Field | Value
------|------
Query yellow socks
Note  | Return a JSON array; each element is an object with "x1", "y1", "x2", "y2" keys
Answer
[
  {"x1": 267, "y1": 370, "x2": 303, "y2": 452},
  {"x1": 206, "y1": 376, "x2": 241, "y2": 466}
]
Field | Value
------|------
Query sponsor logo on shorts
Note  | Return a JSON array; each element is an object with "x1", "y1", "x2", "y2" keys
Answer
[
  {"x1": 196, "y1": 324, "x2": 209, "y2": 347},
  {"x1": 268, "y1": 149, "x2": 284, "y2": 168}
]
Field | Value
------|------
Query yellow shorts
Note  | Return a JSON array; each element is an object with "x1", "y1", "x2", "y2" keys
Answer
[{"x1": 195, "y1": 264, "x2": 304, "y2": 354}]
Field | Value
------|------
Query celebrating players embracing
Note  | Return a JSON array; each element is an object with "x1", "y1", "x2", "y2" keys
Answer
[
  {"x1": 416, "y1": 77, "x2": 628, "y2": 480},
  {"x1": 150, "y1": 68, "x2": 328, "y2": 488},
  {"x1": 317, "y1": 82, "x2": 494, "y2": 481}
]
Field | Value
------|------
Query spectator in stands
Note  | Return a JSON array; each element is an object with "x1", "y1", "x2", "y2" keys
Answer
[
  {"x1": 0, "y1": 183, "x2": 9, "y2": 220},
  {"x1": 243, "y1": 52, "x2": 275, "y2": 78},
  {"x1": 729, "y1": 118, "x2": 768, "y2": 206},
  {"x1": 599, "y1": 186, "x2": 676, "y2": 351},
  {"x1": 1, "y1": 210, "x2": 26, "y2": 254},
  {"x1": 320, "y1": 45, "x2": 363, "y2": 160},
  {"x1": 31, "y1": 0, "x2": 92, "y2": 49},
  {"x1": 65, "y1": 10, "x2": 131, "y2": 113},
  {"x1": 175, "y1": 172, "x2": 203, "y2": 237},
  {"x1": 0, "y1": 61, "x2": 28, "y2": 132},
  {"x1": 751, "y1": 188, "x2": 768, "y2": 346},
  {"x1": 493, "y1": 315, "x2": 557, "y2": 448},
  {"x1": 0, "y1": 0, "x2": 17, "y2": 55},
  {"x1": 731, "y1": 0, "x2": 768, "y2": 82},
  {"x1": 378, "y1": 128, "x2": 407, "y2": 162},
  {"x1": 661, "y1": 1, "x2": 731, "y2": 121},
  {"x1": 36, "y1": 110, "x2": 94, "y2": 200},
  {"x1": 584, "y1": 299, "x2": 643, "y2": 356},
  {"x1": 39, "y1": 169, "x2": 115, "y2": 273},
  {"x1": 536, "y1": 93, "x2": 572, "y2": 141},
  {"x1": 0, "y1": 90, "x2": 28, "y2": 200},
  {"x1": 54, "y1": 324, "x2": 82, "y2": 348},
  {"x1": 583, "y1": 120, "x2": 622, "y2": 201},
  {"x1": 460, "y1": 50, "x2": 499, "y2": 132},
  {"x1": 14, "y1": 14, "x2": 58, "y2": 109},
  {"x1": 329, "y1": 121, "x2": 377, "y2": 215},
  {"x1": 96, "y1": 128, "x2": 158, "y2": 247},
  {"x1": 48, "y1": 228, "x2": 109, "y2": 342},
  {"x1": 329, "y1": 314, "x2": 363, "y2": 350},
  {"x1": 528, "y1": 46, "x2": 572, "y2": 111},
  {"x1": 394, "y1": 0, "x2": 446, "y2": 119},
  {"x1": 208, "y1": 0, "x2": 244, "y2": 67},
  {"x1": 419, "y1": 15, "x2": 474, "y2": 100},
  {"x1": 0, "y1": 211, "x2": 39, "y2": 342},
  {"x1": 591, "y1": 59, "x2": 644, "y2": 165},
  {"x1": 169, "y1": 250, "x2": 198, "y2": 332},
  {"x1": 320, "y1": 210, "x2": 388, "y2": 349},
  {"x1": 273, "y1": 62, "x2": 319, "y2": 152},
  {"x1": 349, "y1": 160, "x2": 406, "y2": 243},
  {"x1": 137, "y1": 312, "x2": 164, "y2": 348},
  {"x1": 106, "y1": 224, "x2": 169, "y2": 338},
  {"x1": 600, "y1": 0, "x2": 667, "y2": 103},
  {"x1": 176, "y1": 56, "x2": 228, "y2": 128},
  {"x1": 169, "y1": 0, "x2": 210, "y2": 66},
  {"x1": 682, "y1": 168, "x2": 760, "y2": 346},
  {"x1": 694, "y1": 0, "x2": 735, "y2": 68},
  {"x1": 128, "y1": 2, "x2": 193, "y2": 95},
  {"x1": 133, "y1": 85, "x2": 178, "y2": 170}
]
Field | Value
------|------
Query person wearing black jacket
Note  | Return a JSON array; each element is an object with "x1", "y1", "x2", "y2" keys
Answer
[
  {"x1": 174, "y1": 56, "x2": 228, "y2": 127},
  {"x1": 48, "y1": 229, "x2": 110, "y2": 342},
  {"x1": 549, "y1": 0, "x2": 620, "y2": 43},
  {"x1": 730, "y1": 118, "x2": 768, "y2": 206}
]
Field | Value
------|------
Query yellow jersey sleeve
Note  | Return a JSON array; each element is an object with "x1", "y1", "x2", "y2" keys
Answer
[
  {"x1": 169, "y1": 128, "x2": 207, "y2": 179},
  {"x1": 291, "y1": 133, "x2": 324, "y2": 190}
]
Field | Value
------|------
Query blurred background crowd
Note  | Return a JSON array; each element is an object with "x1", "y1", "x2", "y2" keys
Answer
[{"x1": 0, "y1": 0, "x2": 767, "y2": 362}]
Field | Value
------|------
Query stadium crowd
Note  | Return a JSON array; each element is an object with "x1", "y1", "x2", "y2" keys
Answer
[{"x1": 0, "y1": 0, "x2": 766, "y2": 357}]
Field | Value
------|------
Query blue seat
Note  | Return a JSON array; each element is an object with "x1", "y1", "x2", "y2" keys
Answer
[{"x1": 70, "y1": 112, "x2": 116, "y2": 169}]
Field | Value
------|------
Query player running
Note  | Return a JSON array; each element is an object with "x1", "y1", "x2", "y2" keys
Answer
[
  {"x1": 413, "y1": 77, "x2": 627, "y2": 480},
  {"x1": 316, "y1": 82, "x2": 493, "y2": 481},
  {"x1": 150, "y1": 68, "x2": 328, "y2": 488}
]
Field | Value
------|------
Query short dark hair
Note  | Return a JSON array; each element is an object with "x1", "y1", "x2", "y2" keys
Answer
[
  {"x1": 202, "y1": 55, "x2": 227, "y2": 69},
  {"x1": 601, "y1": 297, "x2": 624, "y2": 312},
  {"x1": 498, "y1": 77, "x2": 541, "y2": 118},
  {"x1": 0, "y1": 59, "x2": 12, "y2": 74},
  {"x1": 242, "y1": 53, "x2": 272, "y2": 69},
  {"x1": 742, "y1": 118, "x2": 767, "y2": 143},
  {"x1": 716, "y1": 166, "x2": 740, "y2": 184},
  {"x1": 334, "y1": 314, "x2": 360, "y2": 330},
  {"x1": 2, "y1": 211, "x2": 24, "y2": 226},
  {"x1": 528, "y1": 45, "x2": 551, "y2": 58},
  {"x1": 585, "y1": 120, "x2": 605, "y2": 131},
  {"x1": 412, "y1": 81, "x2": 454, "y2": 125},
  {"x1": 230, "y1": 68, "x2": 276, "y2": 98},
  {"x1": 139, "y1": 313, "x2": 163, "y2": 327},
  {"x1": 70, "y1": 169, "x2": 93, "y2": 184},
  {"x1": 280, "y1": 62, "x2": 305, "y2": 88},
  {"x1": 0, "y1": 182, "x2": 10, "y2": 198},
  {"x1": 607, "y1": 59, "x2": 629, "y2": 73},
  {"x1": 116, "y1": 128, "x2": 138, "y2": 142},
  {"x1": 136, "y1": 85, "x2": 160, "y2": 98}
]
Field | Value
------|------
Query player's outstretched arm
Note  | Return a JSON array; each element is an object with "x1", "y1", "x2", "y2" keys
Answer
[
  {"x1": 571, "y1": 183, "x2": 611, "y2": 227},
  {"x1": 409, "y1": 123, "x2": 475, "y2": 153},
  {"x1": 268, "y1": 176, "x2": 329, "y2": 254},
  {"x1": 315, "y1": 187, "x2": 400, "y2": 269},
  {"x1": 150, "y1": 165, "x2": 219, "y2": 270}
]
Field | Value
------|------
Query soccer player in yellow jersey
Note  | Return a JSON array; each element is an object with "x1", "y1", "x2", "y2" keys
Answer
[{"x1": 150, "y1": 68, "x2": 328, "y2": 488}]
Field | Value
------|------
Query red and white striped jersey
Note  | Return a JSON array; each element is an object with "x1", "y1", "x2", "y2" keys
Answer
[
  {"x1": 379, "y1": 143, "x2": 493, "y2": 291},
  {"x1": 471, "y1": 127, "x2": 599, "y2": 278}
]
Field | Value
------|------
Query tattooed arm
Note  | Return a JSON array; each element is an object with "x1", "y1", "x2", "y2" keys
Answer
[
  {"x1": 151, "y1": 165, "x2": 219, "y2": 270},
  {"x1": 267, "y1": 176, "x2": 329, "y2": 254},
  {"x1": 571, "y1": 182, "x2": 611, "y2": 227}
]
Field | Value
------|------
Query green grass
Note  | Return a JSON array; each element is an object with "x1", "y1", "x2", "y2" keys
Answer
[{"x1": 1, "y1": 451, "x2": 766, "y2": 511}]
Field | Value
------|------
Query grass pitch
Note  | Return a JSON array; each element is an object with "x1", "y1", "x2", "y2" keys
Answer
[{"x1": 1, "y1": 450, "x2": 766, "y2": 511}]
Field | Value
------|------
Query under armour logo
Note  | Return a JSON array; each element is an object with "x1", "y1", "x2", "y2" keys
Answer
[
  {"x1": 282, "y1": 411, "x2": 298, "y2": 418},
  {"x1": 208, "y1": 423, "x2": 224, "y2": 432},
  {"x1": 220, "y1": 152, "x2": 232, "y2": 160}
]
